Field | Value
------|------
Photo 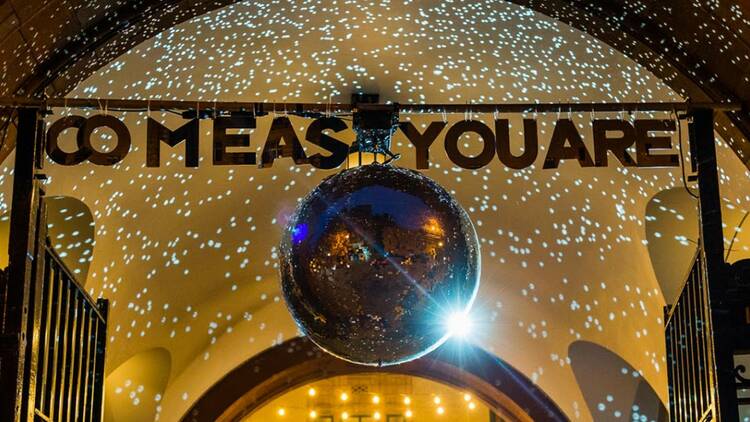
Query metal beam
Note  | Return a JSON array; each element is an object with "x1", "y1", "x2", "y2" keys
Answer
[
  {"x1": 0, "y1": 97, "x2": 742, "y2": 114},
  {"x1": 692, "y1": 108, "x2": 739, "y2": 422},
  {"x1": 0, "y1": 107, "x2": 43, "y2": 422}
]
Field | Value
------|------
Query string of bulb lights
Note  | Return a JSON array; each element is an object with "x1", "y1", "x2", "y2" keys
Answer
[{"x1": 270, "y1": 385, "x2": 480, "y2": 420}]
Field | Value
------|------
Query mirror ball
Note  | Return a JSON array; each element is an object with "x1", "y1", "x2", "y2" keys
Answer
[{"x1": 279, "y1": 164, "x2": 480, "y2": 366}]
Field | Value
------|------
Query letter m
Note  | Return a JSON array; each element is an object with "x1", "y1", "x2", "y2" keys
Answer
[{"x1": 147, "y1": 117, "x2": 200, "y2": 167}]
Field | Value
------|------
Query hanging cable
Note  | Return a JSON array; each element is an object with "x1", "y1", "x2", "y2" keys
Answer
[
  {"x1": 726, "y1": 210, "x2": 749, "y2": 261},
  {"x1": 0, "y1": 108, "x2": 16, "y2": 154},
  {"x1": 675, "y1": 109, "x2": 699, "y2": 199}
]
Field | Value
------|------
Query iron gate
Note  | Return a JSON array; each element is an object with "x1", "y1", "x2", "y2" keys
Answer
[{"x1": 665, "y1": 251, "x2": 716, "y2": 422}]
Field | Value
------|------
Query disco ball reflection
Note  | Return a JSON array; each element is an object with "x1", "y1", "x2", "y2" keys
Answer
[{"x1": 279, "y1": 164, "x2": 480, "y2": 366}]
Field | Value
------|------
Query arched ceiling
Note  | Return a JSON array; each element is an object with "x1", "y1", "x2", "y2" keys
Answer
[{"x1": 1, "y1": 0, "x2": 750, "y2": 165}]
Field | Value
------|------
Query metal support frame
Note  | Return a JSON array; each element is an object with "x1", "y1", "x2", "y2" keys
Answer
[
  {"x1": 692, "y1": 108, "x2": 739, "y2": 421},
  {"x1": 0, "y1": 107, "x2": 45, "y2": 422},
  {"x1": 0, "y1": 97, "x2": 742, "y2": 115},
  {"x1": 0, "y1": 101, "x2": 744, "y2": 421}
]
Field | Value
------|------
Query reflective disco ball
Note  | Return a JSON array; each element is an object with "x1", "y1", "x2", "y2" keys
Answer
[{"x1": 279, "y1": 164, "x2": 480, "y2": 366}]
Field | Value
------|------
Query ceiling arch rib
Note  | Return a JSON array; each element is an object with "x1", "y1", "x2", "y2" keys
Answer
[{"x1": 502, "y1": 0, "x2": 750, "y2": 166}]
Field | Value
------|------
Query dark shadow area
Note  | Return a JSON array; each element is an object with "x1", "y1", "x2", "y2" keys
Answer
[{"x1": 569, "y1": 340, "x2": 667, "y2": 422}]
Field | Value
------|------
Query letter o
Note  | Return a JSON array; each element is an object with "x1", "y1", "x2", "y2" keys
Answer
[
  {"x1": 81, "y1": 115, "x2": 131, "y2": 166},
  {"x1": 46, "y1": 115, "x2": 90, "y2": 165},
  {"x1": 444, "y1": 120, "x2": 496, "y2": 169}
]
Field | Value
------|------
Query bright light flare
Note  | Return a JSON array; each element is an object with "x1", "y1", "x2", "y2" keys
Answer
[{"x1": 445, "y1": 310, "x2": 473, "y2": 339}]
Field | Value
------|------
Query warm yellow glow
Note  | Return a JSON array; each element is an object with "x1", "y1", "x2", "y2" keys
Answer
[
  {"x1": 347, "y1": 151, "x2": 385, "y2": 168},
  {"x1": 277, "y1": 408, "x2": 286, "y2": 416},
  {"x1": 422, "y1": 217, "x2": 445, "y2": 236},
  {"x1": 308, "y1": 387, "x2": 317, "y2": 397},
  {"x1": 242, "y1": 373, "x2": 493, "y2": 421}
]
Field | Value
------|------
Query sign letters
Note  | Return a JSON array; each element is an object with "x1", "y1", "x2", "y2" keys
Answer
[{"x1": 45, "y1": 114, "x2": 680, "y2": 170}]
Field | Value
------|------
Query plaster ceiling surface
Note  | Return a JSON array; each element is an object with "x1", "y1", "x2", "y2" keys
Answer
[
  {"x1": 0, "y1": 1, "x2": 749, "y2": 421},
  {"x1": 2, "y1": 0, "x2": 750, "y2": 166}
]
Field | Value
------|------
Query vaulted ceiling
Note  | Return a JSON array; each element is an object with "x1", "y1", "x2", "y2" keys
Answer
[
  {"x1": 2, "y1": 0, "x2": 750, "y2": 165},
  {"x1": 2, "y1": 1, "x2": 750, "y2": 421}
]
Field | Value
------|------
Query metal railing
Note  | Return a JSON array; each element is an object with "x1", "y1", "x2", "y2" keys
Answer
[
  {"x1": 665, "y1": 251, "x2": 716, "y2": 422},
  {"x1": 29, "y1": 244, "x2": 108, "y2": 422}
]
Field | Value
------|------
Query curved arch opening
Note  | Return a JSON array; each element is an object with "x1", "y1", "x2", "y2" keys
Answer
[{"x1": 181, "y1": 338, "x2": 567, "y2": 422}]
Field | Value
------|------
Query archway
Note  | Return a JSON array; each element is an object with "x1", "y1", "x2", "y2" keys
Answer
[{"x1": 181, "y1": 337, "x2": 567, "y2": 422}]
